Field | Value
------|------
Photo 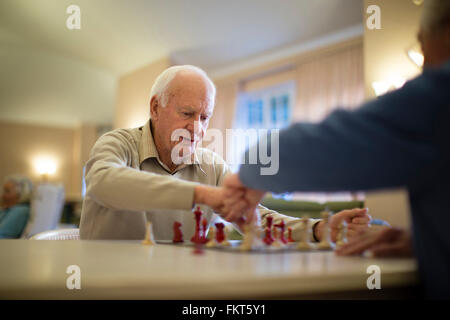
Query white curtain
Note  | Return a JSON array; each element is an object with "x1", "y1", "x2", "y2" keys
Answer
[
  {"x1": 291, "y1": 44, "x2": 365, "y2": 202},
  {"x1": 294, "y1": 44, "x2": 364, "y2": 122}
]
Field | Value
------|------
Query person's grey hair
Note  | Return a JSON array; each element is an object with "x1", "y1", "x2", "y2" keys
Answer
[
  {"x1": 150, "y1": 65, "x2": 216, "y2": 108},
  {"x1": 420, "y1": 0, "x2": 450, "y2": 33},
  {"x1": 4, "y1": 175, "x2": 33, "y2": 203}
]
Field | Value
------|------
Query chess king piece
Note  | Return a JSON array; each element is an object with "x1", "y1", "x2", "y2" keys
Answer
[
  {"x1": 173, "y1": 221, "x2": 184, "y2": 243},
  {"x1": 206, "y1": 227, "x2": 216, "y2": 248},
  {"x1": 296, "y1": 216, "x2": 313, "y2": 250},
  {"x1": 336, "y1": 220, "x2": 348, "y2": 248},
  {"x1": 318, "y1": 210, "x2": 334, "y2": 250},
  {"x1": 142, "y1": 221, "x2": 154, "y2": 245},
  {"x1": 240, "y1": 223, "x2": 256, "y2": 251},
  {"x1": 191, "y1": 207, "x2": 203, "y2": 244}
]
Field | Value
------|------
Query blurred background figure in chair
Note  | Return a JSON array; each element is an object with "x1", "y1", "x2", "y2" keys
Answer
[{"x1": 0, "y1": 175, "x2": 33, "y2": 239}]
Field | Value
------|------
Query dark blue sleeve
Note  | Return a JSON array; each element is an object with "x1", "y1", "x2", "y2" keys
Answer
[{"x1": 239, "y1": 66, "x2": 449, "y2": 193}]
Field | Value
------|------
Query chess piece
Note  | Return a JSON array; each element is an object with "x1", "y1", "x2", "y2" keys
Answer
[
  {"x1": 287, "y1": 227, "x2": 295, "y2": 243},
  {"x1": 221, "y1": 226, "x2": 231, "y2": 246},
  {"x1": 336, "y1": 220, "x2": 348, "y2": 248},
  {"x1": 240, "y1": 224, "x2": 256, "y2": 251},
  {"x1": 142, "y1": 221, "x2": 154, "y2": 245},
  {"x1": 191, "y1": 207, "x2": 203, "y2": 244},
  {"x1": 271, "y1": 227, "x2": 282, "y2": 248},
  {"x1": 296, "y1": 217, "x2": 312, "y2": 250},
  {"x1": 215, "y1": 222, "x2": 225, "y2": 244},
  {"x1": 263, "y1": 215, "x2": 274, "y2": 245},
  {"x1": 206, "y1": 227, "x2": 216, "y2": 248},
  {"x1": 274, "y1": 220, "x2": 288, "y2": 244},
  {"x1": 318, "y1": 211, "x2": 334, "y2": 250},
  {"x1": 173, "y1": 221, "x2": 184, "y2": 243}
]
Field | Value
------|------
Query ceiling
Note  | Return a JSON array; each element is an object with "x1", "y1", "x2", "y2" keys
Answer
[{"x1": 0, "y1": 0, "x2": 363, "y2": 127}]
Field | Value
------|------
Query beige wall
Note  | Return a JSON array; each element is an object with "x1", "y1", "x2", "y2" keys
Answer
[
  {"x1": 364, "y1": 0, "x2": 423, "y2": 99},
  {"x1": 362, "y1": 0, "x2": 423, "y2": 228},
  {"x1": 0, "y1": 121, "x2": 98, "y2": 200},
  {"x1": 115, "y1": 57, "x2": 172, "y2": 129}
]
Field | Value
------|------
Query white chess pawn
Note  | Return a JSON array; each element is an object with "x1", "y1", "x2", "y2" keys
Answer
[
  {"x1": 318, "y1": 211, "x2": 334, "y2": 250},
  {"x1": 240, "y1": 224, "x2": 256, "y2": 251},
  {"x1": 296, "y1": 216, "x2": 313, "y2": 250},
  {"x1": 221, "y1": 226, "x2": 231, "y2": 246},
  {"x1": 206, "y1": 226, "x2": 216, "y2": 248},
  {"x1": 336, "y1": 220, "x2": 348, "y2": 248},
  {"x1": 142, "y1": 221, "x2": 154, "y2": 245}
]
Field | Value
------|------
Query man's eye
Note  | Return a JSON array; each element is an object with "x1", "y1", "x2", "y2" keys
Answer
[
  {"x1": 201, "y1": 116, "x2": 208, "y2": 121},
  {"x1": 182, "y1": 112, "x2": 191, "y2": 117}
]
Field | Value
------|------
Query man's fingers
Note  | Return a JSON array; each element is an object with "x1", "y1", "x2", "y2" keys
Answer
[
  {"x1": 347, "y1": 224, "x2": 370, "y2": 233},
  {"x1": 223, "y1": 191, "x2": 244, "y2": 207},
  {"x1": 225, "y1": 200, "x2": 248, "y2": 222},
  {"x1": 336, "y1": 232, "x2": 380, "y2": 255},
  {"x1": 346, "y1": 229, "x2": 359, "y2": 239},
  {"x1": 369, "y1": 242, "x2": 410, "y2": 258},
  {"x1": 351, "y1": 216, "x2": 371, "y2": 224}
]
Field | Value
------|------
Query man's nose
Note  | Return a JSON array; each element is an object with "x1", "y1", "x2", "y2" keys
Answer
[{"x1": 186, "y1": 116, "x2": 202, "y2": 136}]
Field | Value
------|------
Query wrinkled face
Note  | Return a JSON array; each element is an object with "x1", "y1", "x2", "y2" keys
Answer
[
  {"x1": 2, "y1": 181, "x2": 19, "y2": 207},
  {"x1": 150, "y1": 72, "x2": 214, "y2": 165}
]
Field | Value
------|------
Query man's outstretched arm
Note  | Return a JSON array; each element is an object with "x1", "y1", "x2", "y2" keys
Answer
[{"x1": 238, "y1": 68, "x2": 447, "y2": 193}]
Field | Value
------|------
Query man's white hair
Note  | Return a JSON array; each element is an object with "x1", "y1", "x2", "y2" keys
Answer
[
  {"x1": 150, "y1": 65, "x2": 216, "y2": 107},
  {"x1": 4, "y1": 175, "x2": 33, "y2": 203},
  {"x1": 421, "y1": 0, "x2": 450, "y2": 33}
]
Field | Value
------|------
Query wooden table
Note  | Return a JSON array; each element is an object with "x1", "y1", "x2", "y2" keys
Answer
[{"x1": 0, "y1": 240, "x2": 419, "y2": 299}]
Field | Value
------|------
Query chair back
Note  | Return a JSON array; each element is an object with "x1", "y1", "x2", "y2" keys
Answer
[
  {"x1": 30, "y1": 228, "x2": 79, "y2": 240},
  {"x1": 21, "y1": 183, "x2": 65, "y2": 238}
]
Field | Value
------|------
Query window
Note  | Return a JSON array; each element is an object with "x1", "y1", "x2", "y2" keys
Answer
[
  {"x1": 235, "y1": 81, "x2": 295, "y2": 130},
  {"x1": 229, "y1": 81, "x2": 295, "y2": 173}
]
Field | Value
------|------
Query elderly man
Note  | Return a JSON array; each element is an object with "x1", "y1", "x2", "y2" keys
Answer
[
  {"x1": 80, "y1": 65, "x2": 370, "y2": 241},
  {"x1": 224, "y1": 0, "x2": 450, "y2": 298},
  {"x1": 0, "y1": 175, "x2": 33, "y2": 238}
]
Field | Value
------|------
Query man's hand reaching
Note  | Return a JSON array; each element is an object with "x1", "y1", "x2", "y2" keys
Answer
[
  {"x1": 222, "y1": 173, "x2": 266, "y2": 224},
  {"x1": 336, "y1": 227, "x2": 413, "y2": 258}
]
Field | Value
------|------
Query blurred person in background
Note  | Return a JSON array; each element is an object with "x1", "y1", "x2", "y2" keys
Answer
[{"x1": 0, "y1": 175, "x2": 33, "y2": 238}]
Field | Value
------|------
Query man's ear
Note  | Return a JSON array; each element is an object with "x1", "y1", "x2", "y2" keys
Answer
[{"x1": 150, "y1": 96, "x2": 159, "y2": 120}]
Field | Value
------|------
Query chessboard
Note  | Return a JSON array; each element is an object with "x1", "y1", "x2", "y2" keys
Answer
[
  {"x1": 155, "y1": 239, "x2": 336, "y2": 254},
  {"x1": 142, "y1": 207, "x2": 345, "y2": 254}
]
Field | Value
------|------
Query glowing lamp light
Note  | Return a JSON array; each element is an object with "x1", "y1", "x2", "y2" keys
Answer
[
  {"x1": 372, "y1": 76, "x2": 406, "y2": 97},
  {"x1": 407, "y1": 49, "x2": 424, "y2": 68},
  {"x1": 371, "y1": 81, "x2": 390, "y2": 97},
  {"x1": 34, "y1": 157, "x2": 57, "y2": 181}
]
